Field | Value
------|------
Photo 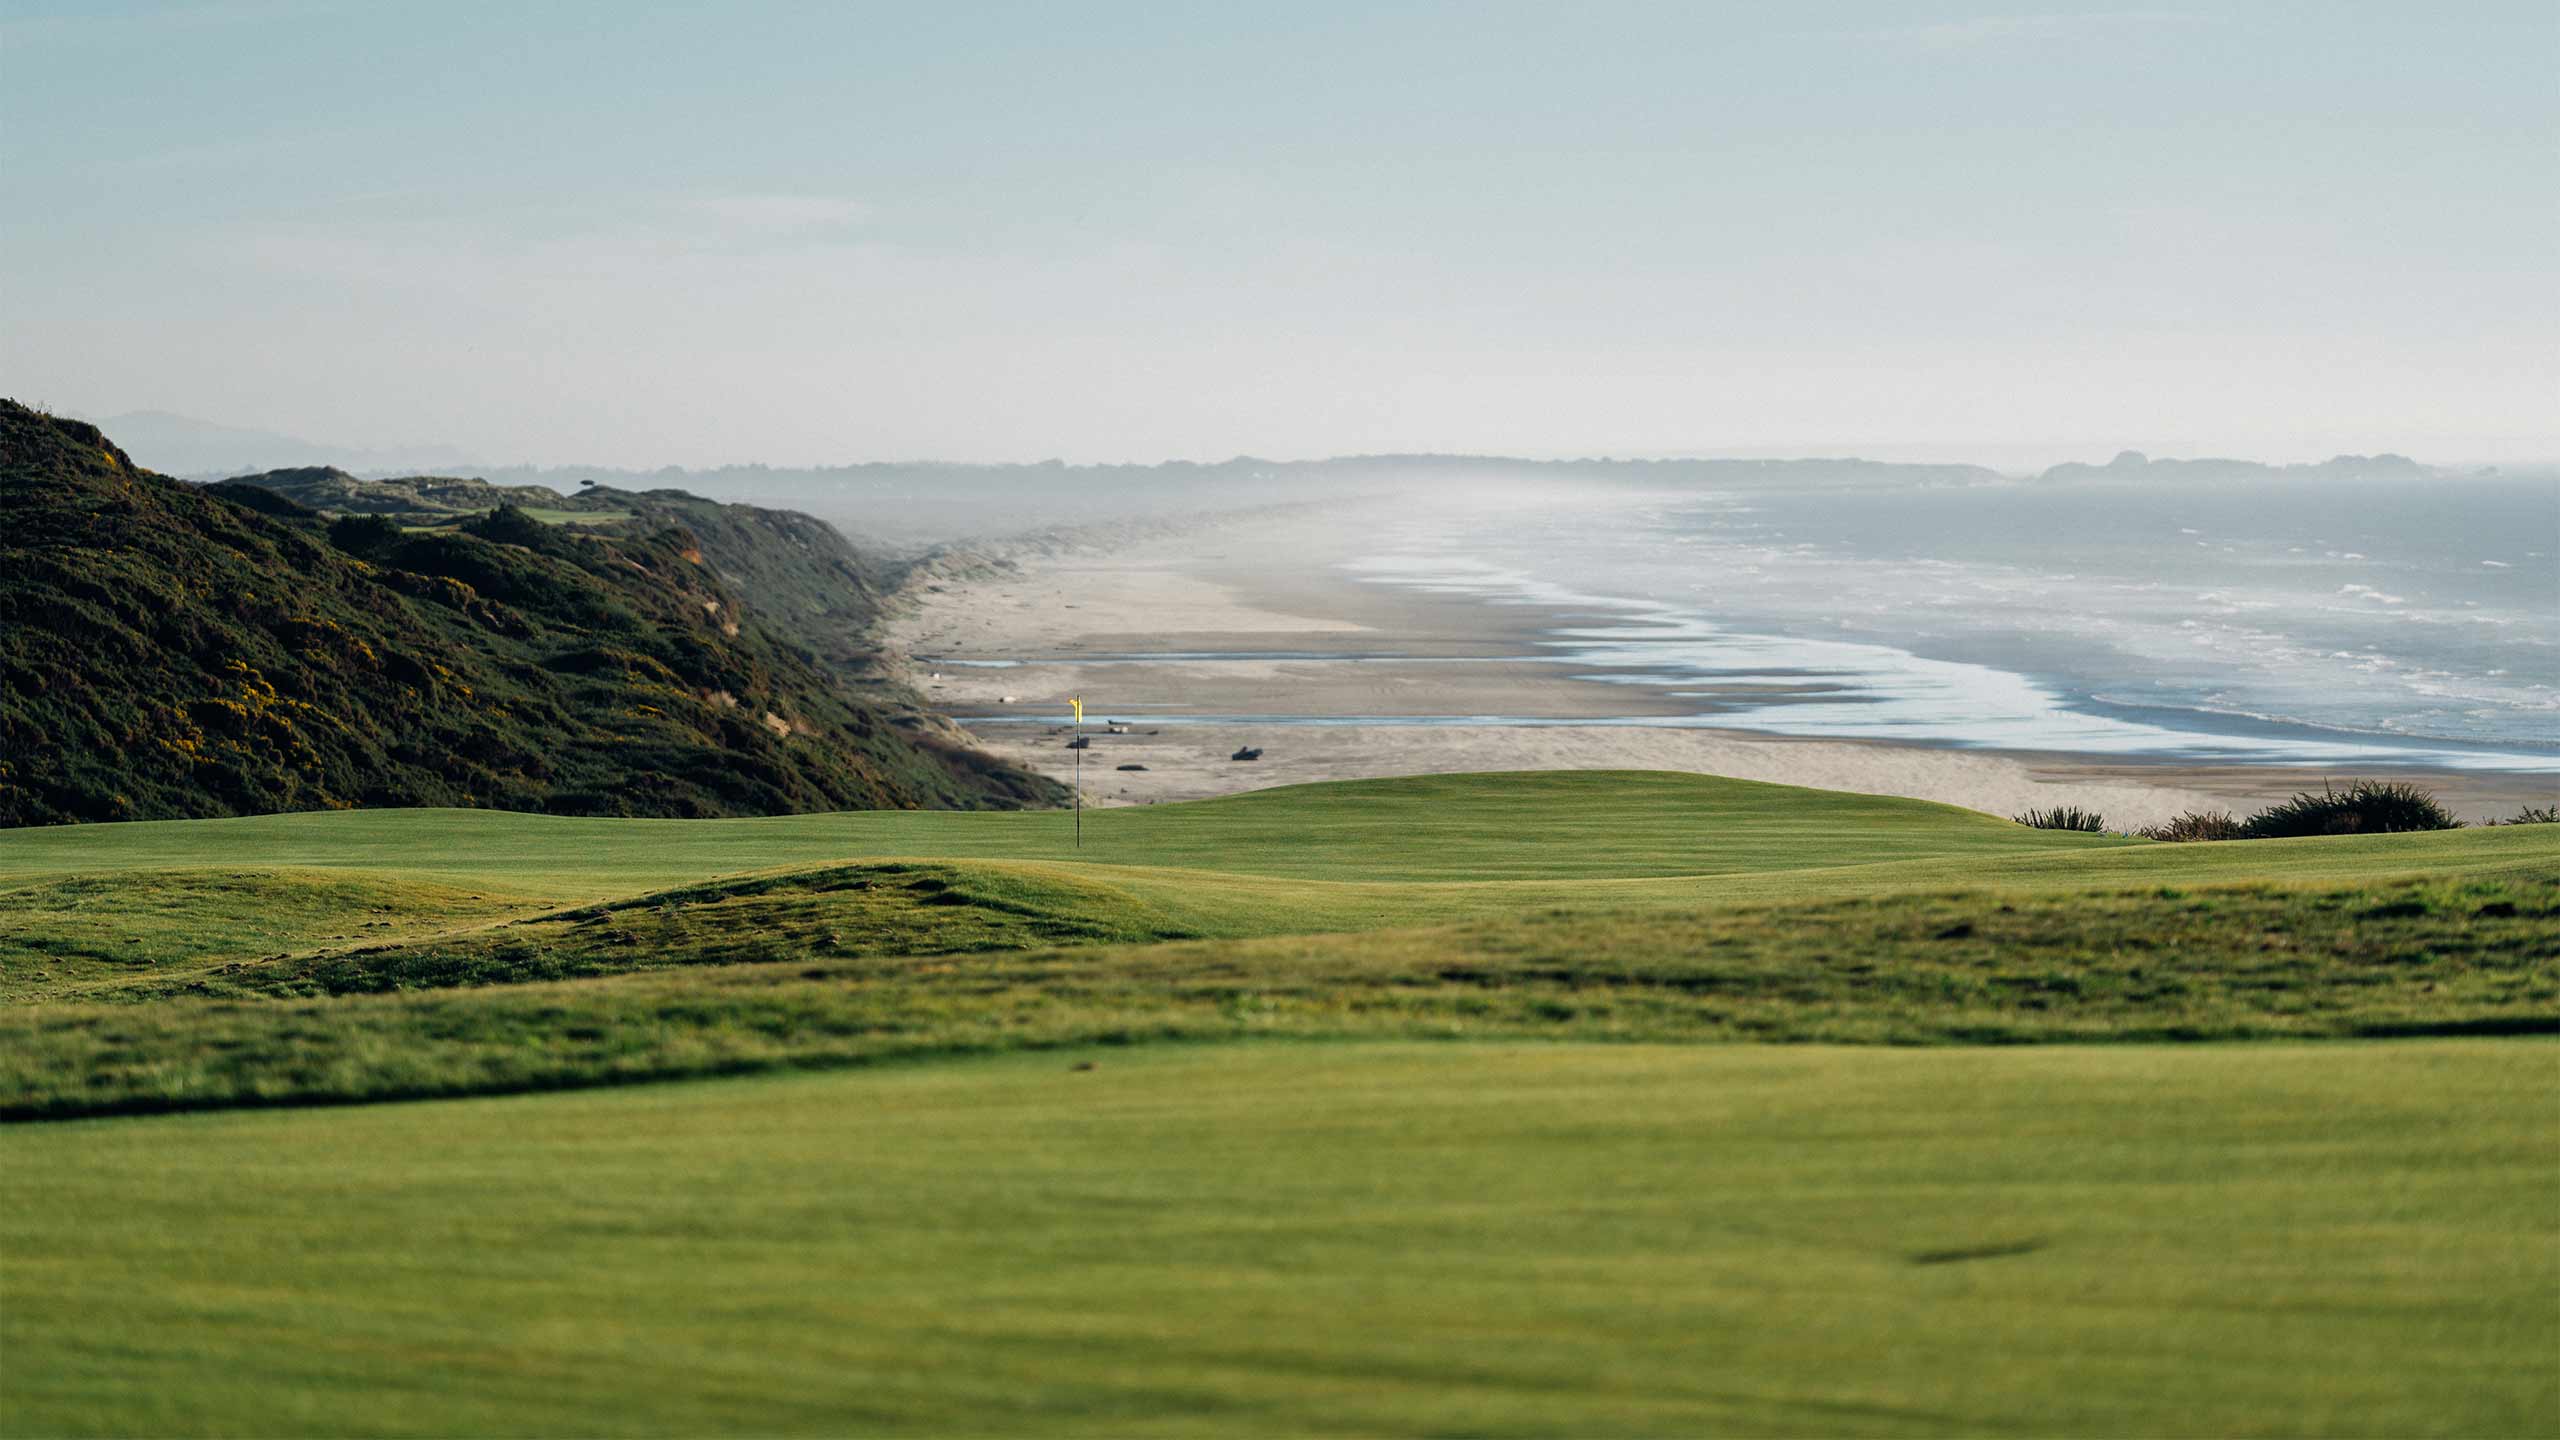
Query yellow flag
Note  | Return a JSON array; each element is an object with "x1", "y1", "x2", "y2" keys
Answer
[{"x1": 1069, "y1": 697, "x2": 1083, "y2": 723}]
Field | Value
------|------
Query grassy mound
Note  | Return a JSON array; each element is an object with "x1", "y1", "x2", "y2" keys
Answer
[
  {"x1": 4, "y1": 771, "x2": 2554, "y2": 1118},
  {"x1": 6, "y1": 869, "x2": 2550, "y2": 1119},
  {"x1": 0, "y1": 868, "x2": 552, "y2": 1002},
  {"x1": 144, "y1": 861, "x2": 1204, "y2": 1000}
]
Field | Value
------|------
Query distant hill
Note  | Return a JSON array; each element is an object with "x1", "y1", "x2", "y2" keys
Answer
[
  {"x1": 459, "y1": 454, "x2": 2020, "y2": 543},
  {"x1": 93, "y1": 411, "x2": 473, "y2": 478},
  {"x1": 2033, "y1": 450, "x2": 2431, "y2": 485},
  {"x1": 93, "y1": 411, "x2": 2472, "y2": 549},
  {"x1": 0, "y1": 402, "x2": 1058, "y2": 827}
]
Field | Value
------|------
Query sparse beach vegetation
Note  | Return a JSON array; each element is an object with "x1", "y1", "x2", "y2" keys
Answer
[
  {"x1": 2241, "y1": 779, "x2": 2468, "y2": 838},
  {"x1": 2011, "y1": 805, "x2": 2108, "y2": 832}
]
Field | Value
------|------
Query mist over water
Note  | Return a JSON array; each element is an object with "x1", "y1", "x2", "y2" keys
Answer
[{"x1": 1347, "y1": 473, "x2": 2560, "y2": 772}]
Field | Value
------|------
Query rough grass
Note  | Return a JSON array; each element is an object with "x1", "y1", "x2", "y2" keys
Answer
[
  {"x1": 129, "y1": 861, "x2": 1209, "y2": 1000},
  {"x1": 6, "y1": 870, "x2": 2551, "y2": 1120},
  {"x1": 0, "y1": 868, "x2": 554, "y2": 1002},
  {"x1": 0, "y1": 769, "x2": 2171, "y2": 1006},
  {"x1": 4, "y1": 1041, "x2": 2553, "y2": 1437},
  {"x1": 5, "y1": 773, "x2": 2557, "y2": 1120}
]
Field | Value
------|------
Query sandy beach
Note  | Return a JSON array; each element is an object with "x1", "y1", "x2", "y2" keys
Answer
[{"x1": 885, "y1": 510, "x2": 2558, "y2": 828}]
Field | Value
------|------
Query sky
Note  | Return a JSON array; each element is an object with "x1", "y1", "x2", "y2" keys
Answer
[{"x1": 4, "y1": 1, "x2": 2554, "y2": 467}]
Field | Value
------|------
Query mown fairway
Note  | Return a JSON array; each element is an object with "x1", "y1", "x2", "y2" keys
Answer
[
  {"x1": 6, "y1": 1041, "x2": 2554, "y2": 1437},
  {"x1": 4, "y1": 771, "x2": 2556, "y2": 1435},
  {"x1": 0, "y1": 770, "x2": 2131, "y2": 890}
]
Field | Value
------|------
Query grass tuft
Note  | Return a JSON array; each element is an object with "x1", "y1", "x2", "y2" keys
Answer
[
  {"x1": 2487, "y1": 804, "x2": 2560, "y2": 827},
  {"x1": 2140, "y1": 810, "x2": 2247, "y2": 842},
  {"x1": 2242, "y1": 780, "x2": 2464, "y2": 838}
]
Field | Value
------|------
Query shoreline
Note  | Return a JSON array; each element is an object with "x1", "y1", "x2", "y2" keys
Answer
[{"x1": 885, "y1": 511, "x2": 2560, "y2": 826}]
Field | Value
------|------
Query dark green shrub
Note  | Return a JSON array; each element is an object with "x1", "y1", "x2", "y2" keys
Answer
[
  {"x1": 2240, "y1": 781, "x2": 2462, "y2": 838},
  {"x1": 207, "y1": 481, "x2": 320, "y2": 519},
  {"x1": 466, "y1": 503, "x2": 550, "y2": 548},
  {"x1": 2140, "y1": 811, "x2": 2245, "y2": 843},
  {"x1": 2485, "y1": 805, "x2": 2560, "y2": 826},
  {"x1": 327, "y1": 513, "x2": 407, "y2": 557},
  {"x1": 2014, "y1": 806, "x2": 2106, "y2": 832}
]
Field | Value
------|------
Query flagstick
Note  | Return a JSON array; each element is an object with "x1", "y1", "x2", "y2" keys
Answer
[{"x1": 1072, "y1": 704, "x2": 1082, "y2": 850}]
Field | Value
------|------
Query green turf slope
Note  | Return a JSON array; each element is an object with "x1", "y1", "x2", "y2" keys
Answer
[
  {"x1": 5, "y1": 862, "x2": 2550, "y2": 1118},
  {"x1": 5, "y1": 773, "x2": 2549, "y2": 998},
  {"x1": 2, "y1": 771, "x2": 2149, "y2": 1007},
  {"x1": 5, "y1": 772, "x2": 2555, "y2": 1435},
  {"x1": 3, "y1": 772, "x2": 2553, "y2": 1117},
  {"x1": 5, "y1": 1042, "x2": 2553, "y2": 1437},
  {"x1": 0, "y1": 770, "x2": 2152, "y2": 1003},
  {"x1": 0, "y1": 770, "x2": 2139, "y2": 887}
]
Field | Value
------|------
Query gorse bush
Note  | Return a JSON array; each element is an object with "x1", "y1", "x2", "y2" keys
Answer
[
  {"x1": 326, "y1": 513, "x2": 406, "y2": 557},
  {"x1": 2013, "y1": 806, "x2": 2106, "y2": 832},
  {"x1": 465, "y1": 503, "x2": 552, "y2": 548},
  {"x1": 2239, "y1": 781, "x2": 2462, "y2": 838},
  {"x1": 2140, "y1": 811, "x2": 2246, "y2": 843}
]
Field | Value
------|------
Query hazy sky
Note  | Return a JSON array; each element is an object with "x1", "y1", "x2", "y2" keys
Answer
[{"x1": 5, "y1": 2, "x2": 2553, "y2": 466}]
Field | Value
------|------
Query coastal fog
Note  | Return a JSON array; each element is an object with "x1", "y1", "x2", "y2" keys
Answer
[{"x1": 586, "y1": 449, "x2": 2554, "y2": 780}]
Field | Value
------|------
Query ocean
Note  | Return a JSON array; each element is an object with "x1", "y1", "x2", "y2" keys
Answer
[{"x1": 1342, "y1": 472, "x2": 2560, "y2": 774}]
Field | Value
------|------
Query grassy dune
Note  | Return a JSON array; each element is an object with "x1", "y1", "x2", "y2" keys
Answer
[
  {"x1": 3, "y1": 772, "x2": 2553, "y2": 1117},
  {"x1": 9, "y1": 772, "x2": 2552, "y2": 962},
  {"x1": 5, "y1": 772, "x2": 2127, "y2": 1008},
  {"x1": 0, "y1": 867, "x2": 556, "y2": 1002},
  {"x1": 6, "y1": 1041, "x2": 2554, "y2": 1437},
  {"x1": 5, "y1": 866, "x2": 2551, "y2": 1118}
]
